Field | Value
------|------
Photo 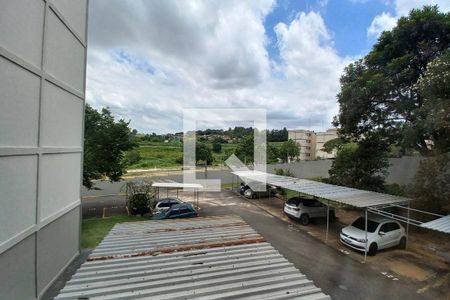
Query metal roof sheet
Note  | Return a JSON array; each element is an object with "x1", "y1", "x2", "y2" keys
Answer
[
  {"x1": 233, "y1": 170, "x2": 410, "y2": 208},
  {"x1": 56, "y1": 216, "x2": 329, "y2": 299},
  {"x1": 420, "y1": 215, "x2": 450, "y2": 234},
  {"x1": 152, "y1": 182, "x2": 203, "y2": 189}
]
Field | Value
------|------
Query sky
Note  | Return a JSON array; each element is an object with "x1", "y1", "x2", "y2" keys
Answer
[{"x1": 86, "y1": 0, "x2": 450, "y2": 134}]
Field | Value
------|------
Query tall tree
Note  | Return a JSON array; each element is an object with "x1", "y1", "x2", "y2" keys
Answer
[
  {"x1": 196, "y1": 142, "x2": 213, "y2": 174},
  {"x1": 334, "y1": 6, "x2": 450, "y2": 155},
  {"x1": 279, "y1": 139, "x2": 300, "y2": 163},
  {"x1": 328, "y1": 137, "x2": 390, "y2": 191},
  {"x1": 83, "y1": 104, "x2": 137, "y2": 189},
  {"x1": 234, "y1": 135, "x2": 254, "y2": 164}
]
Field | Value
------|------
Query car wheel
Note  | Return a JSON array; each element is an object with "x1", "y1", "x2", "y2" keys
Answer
[
  {"x1": 398, "y1": 237, "x2": 407, "y2": 249},
  {"x1": 368, "y1": 243, "x2": 378, "y2": 256},
  {"x1": 299, "y1": 214, "x2": 310, "y2": 225}
]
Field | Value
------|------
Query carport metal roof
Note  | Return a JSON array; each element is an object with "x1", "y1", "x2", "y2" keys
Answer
[
  {"x1": 152, "y1": 181, "x2": 203, "y2": 189},
  {"x1": 56, "y1": 216, "x2": 329, "y2": 299},
  {"x1": 420, "y1": 215, "x2": 450, "y2": 234},
  {"x1": 232, "y1": 170, "x2": 411, "y2": 208}
]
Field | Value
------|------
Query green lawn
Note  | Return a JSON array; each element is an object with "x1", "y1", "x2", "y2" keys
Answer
[
  {"x1": 81, "y1": 216, "x2": 153, "y2": 248},
  {"x1": 127, "y1": 141, "x2": 284, "y2": 170}
]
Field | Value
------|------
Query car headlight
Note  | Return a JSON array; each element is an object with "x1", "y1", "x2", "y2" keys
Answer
[{"x1": 357, "y1": 238, "x2": 367, "y2": 243}]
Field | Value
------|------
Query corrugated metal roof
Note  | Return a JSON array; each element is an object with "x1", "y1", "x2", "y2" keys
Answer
[
  {"x1": 56, "y1": 216, "x2": 329, "y2": 299},
  {"x1": 233, "y1": 170, "x2": 410, "y2": 208},
  {"x1": 420, "y1": 215, "x2": 450, "y2": 234},
  {"x1": 152, "y1": 182, "x2": 203, "y2": 189}
]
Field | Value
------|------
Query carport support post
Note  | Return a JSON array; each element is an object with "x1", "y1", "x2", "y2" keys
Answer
[
  {"x1": 406, "y1": 201, "x2": 410, "y2": 247},
  {"x1": 364, "y1": 208, "x2": 368, "y2": 262},
  {"x1": 326, "y1": 199, "x2": 329, "y2": 242}
]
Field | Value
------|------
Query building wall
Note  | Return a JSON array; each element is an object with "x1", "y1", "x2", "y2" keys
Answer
[
  {"x1": 0, "y1": 0, "x2": 88, "y2": 299},
  {"x1": 289, "y1": 129, "x2": 338, "y2": 160},
  {"x1": 315, "y1": 128, "x2": 338, "y2": 159},
  {"x1": 288, "y1": 130, "x2": 315, "y2": 160}
]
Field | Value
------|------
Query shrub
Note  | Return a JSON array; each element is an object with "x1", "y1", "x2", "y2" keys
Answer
[
  {"x1": 128, "y1": 193, "x2": 151, "y2": 216},
  {"x1": 123, "y1": 180, "x2": 155, "y2": 216}
]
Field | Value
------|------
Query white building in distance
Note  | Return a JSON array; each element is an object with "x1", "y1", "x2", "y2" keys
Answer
[{"x1": 288, "y1": 129, "x2": 338, "y2": 160}]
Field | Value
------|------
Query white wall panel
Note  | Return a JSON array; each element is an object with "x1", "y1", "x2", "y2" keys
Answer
[
  {"x1": 0, "y1": 0, "x2": 44, "y2": 68},
  {"x1": 41, "y1": 82, "x2": 83, "y2": 147},
  {"x1": 51, "y1": 0, "x2": 88, "y2": 43},
  {"x1": 44, "y1": 10, "x2": 85, "y2": 93},
  {"x1": 0, "y1": 156, "x2": 37, "y2": 244},
  {"x1": 0, "y1": 57, "x2": 40, "y2": 147},
  {"x1": 40, "y1": 153, "x2": 81, "y2": 222}
]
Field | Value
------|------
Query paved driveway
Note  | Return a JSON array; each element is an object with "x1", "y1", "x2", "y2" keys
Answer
[{"x1": 198, "y1": 191, "x2": 443, "y2": 300}]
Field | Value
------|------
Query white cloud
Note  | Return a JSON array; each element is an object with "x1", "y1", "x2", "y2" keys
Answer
[
  {"x1": 87, "y1": 1, "x2": 349, "y2": 133},
  {"x1": 368, "y1": 0, "x2": 450, "y2": 38},
  {"x1": 367, "y1": 12, "x2": 397, "y2": 38}
]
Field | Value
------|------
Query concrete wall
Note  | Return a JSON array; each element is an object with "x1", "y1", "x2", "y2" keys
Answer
[
  {"x1": 0, "y1": 0, "x2": 88, "y2": 299},
  {"x1": 267, "y1": 156, "x2": 425, "y2": 185}
]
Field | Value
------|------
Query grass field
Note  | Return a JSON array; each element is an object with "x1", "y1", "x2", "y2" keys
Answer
[
  {"x1": 81, "y1": 216, "x2": 153, "y2": 248},
  {"x1": 127, "y1": 141, "x2": 283, "y2": 170}
]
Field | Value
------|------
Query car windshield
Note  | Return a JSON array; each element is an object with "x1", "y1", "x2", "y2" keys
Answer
[
  {"x1": 351, "y1": 217, "x2": 379, "y2": 233},
  {"x1": 158, "y1": 201, "x2": 171, "y2": 207},
  {"x1": 286, "y1": 197, "x2": 302, "y2": 206}
]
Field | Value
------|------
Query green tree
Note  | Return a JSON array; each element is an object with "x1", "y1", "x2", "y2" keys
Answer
[
  {"x1": 414, "y1": 50, "x2": 450, "y2": 154},
  {"x1": 196, "y1": 142, "x2": 213, "y2": 174},
  {"x1": 334, "y1": 6, "x2": 450, "y2": 155},
  {"x1": 83, "y1": 104, "x2": 137, "y2": 189},
  {"x1": 328, "y1": 138, "x2": 390, "y2": 191},
  {"x1": 234, "y1": 135, "x2": 254, "y2": 164},
  {"x1": 279, "y1": 139, "x2": 300, "y2": 163},
  {"x1": 212, "y1": 142, "x2": 222, "y2": 153},
  {"x1": 267, "y1": 144, "x2": 280, "y2": 164},
  {"x1": 409, "y1": 153, "x2": 450, "y2": 213},
  {"x1": 322, "y1": 137, "x2": 346, "y2": 154}
]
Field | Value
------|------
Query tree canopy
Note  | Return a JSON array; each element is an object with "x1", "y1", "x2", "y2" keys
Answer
[
  {"x1": 279, "y1": 139, "x2": 300, "y2": 163},
  {"x1": 334, "y1": 6, "x2": 450, "y2": 155},
  {"x1": 83, "y1": 104, "x2": 137, "y2": 189}
]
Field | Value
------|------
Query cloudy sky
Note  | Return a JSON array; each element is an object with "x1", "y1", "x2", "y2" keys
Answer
[{"x1": 86, "y1": 0, "x2": 449, "y2": 134}]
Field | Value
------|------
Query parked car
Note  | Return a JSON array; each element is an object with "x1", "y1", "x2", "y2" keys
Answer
[
  {"x1": 154, "y1": 197, "x2": 183, "y2": 213},
  {"x1": 340, "y1": 216, "x2": 406, "y2": 256},
  {"x1": 239, "y1": 183, "x2": 250, "y2": 195},
  {"x1": 243, "y1": 184, "x2": 277, "y2": 199},
  {"x1": 284, "y1": 196, "x2": 334, "y2": 225},
  {"x1": 153, "y1": 203, "x2": 198, "y2": 220}
]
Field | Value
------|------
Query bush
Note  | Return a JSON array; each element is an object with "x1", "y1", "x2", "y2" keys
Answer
[
  {"x1": 212, "y1": 142, "x2": 222, "y2": 153},
  {"x1": 274, "y1": 168, "x2": 295, "y2": 177},
  {"x1": 123, "y1": 180, "x2": 155, "y2": 216},
  {"x1": 128, "y1": 193, "x2": 151, "y2": 216}
]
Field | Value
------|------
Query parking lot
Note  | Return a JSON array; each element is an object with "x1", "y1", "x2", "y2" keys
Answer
[{"x1": 78, "y1": 188, "x2": 449, "y2": 300}]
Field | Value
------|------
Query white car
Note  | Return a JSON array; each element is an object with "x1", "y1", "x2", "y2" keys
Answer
[
  {"x1": 340, "y1": 216, "x2": 406, "y2": 256},
  {"x1": 154, "y1": 197, "x2": 183, "y2": 213},
  {"x1": 284, "y1": 196, "x2": 335, "y2": 225}
]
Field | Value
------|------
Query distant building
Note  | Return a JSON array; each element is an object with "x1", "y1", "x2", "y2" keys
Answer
[
  {"x1": 315, "y1": 129, "x2": 338, "y2": 159},
  {"x1": 288, "y1": 129, "x2": 338, "y2": 160},
  {"x1": 288, "y1": 130, "x2": 316, "y2": 160}
]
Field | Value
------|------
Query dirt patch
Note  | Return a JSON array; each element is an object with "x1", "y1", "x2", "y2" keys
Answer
[{"x1": 389, "y1": 260, "x2": 435, "y2": 281}]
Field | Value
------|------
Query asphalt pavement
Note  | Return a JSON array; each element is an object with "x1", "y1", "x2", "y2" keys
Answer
[{"x1": 78, "y1": 190, "x2": 442, "y2": 299}]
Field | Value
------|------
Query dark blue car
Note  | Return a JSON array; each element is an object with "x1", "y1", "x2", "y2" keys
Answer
[{"x1": 153, "y1": 203, "x2": 198, "y2": 220}]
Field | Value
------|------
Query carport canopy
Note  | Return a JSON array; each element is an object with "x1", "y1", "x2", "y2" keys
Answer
[
  {"x1": 232, "y1": 170, "x2": 411, "y2": 208},
  {"x1": 152, "y1": 181, "x2": 203, "y2": 209}
]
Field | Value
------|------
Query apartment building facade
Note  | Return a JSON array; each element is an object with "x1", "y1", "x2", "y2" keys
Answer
[
  {"x1": 0, "y1": 1, "x2": 88, "y2": 299},
  {"x1": 288, "y1": 128, "x2": 338, "y2": 160}
]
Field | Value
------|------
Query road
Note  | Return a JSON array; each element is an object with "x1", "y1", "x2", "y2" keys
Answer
[{"x1": 81, "y1": 190, "x2": 442, "y2": 300}]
